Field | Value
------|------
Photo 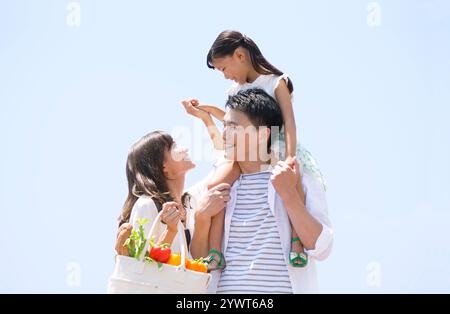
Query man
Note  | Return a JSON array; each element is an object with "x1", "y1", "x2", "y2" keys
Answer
[{"x1": 190, "y1": 88, "x2": 332, "y2": 293}]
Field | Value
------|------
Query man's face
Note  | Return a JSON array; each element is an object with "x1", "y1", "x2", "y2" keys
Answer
[{"x1": 222, "y1": 109, "x2": 270, "y2": 162}]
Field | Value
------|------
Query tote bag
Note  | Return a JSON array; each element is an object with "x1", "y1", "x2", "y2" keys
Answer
[{"x1": 108, "y1": 211, "x2": 211, "y2": 294}]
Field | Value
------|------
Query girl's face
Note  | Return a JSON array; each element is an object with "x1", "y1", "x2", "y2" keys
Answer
[
  {"x1": 212, "y1": 49, "x2": 250, "y2": 84},
  {"x1": 163, "y1": 142, "x2": 195, "y2": 179}
]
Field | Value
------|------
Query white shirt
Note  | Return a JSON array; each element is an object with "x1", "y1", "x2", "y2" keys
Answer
[
  {"x1": 216, "y1": 171, "x2": 293, "y2": 294},
  {"x1": 129, "y1": 196, "x2": 195, "y2": 255},
  {"x1": 201, "y1": 169, "x2": 333, "y2": 294}
]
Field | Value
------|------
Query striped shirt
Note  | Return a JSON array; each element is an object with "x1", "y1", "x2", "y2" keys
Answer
[{"x1": 216, "y1": 171, "x2": 293, "y2": 294}]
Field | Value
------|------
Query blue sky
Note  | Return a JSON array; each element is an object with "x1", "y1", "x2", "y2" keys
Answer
[{"x1": 0, "y1": 0, "x2": 449, "y2": 293}]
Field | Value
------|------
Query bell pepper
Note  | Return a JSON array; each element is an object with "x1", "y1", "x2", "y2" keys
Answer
[
  {"x1": 149, "y1": 243, "x2": 171, "y2": 263},
  {"x1": 166, "y1": 253, "x2": 181, "y2": 266}
]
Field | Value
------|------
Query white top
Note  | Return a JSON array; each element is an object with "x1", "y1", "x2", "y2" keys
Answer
[
  {"x1": 129, "y1": 196, "x2": 196, "y2": 254},
  {"x1": 227, "y1": 73, "x2": 291, "y2": 99},
  {"x1": 216, "y1": 171, "x2": 293, "y2": 294}
]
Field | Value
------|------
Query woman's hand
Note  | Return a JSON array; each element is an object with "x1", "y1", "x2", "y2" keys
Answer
[
  {"x1": 160, "y1": 201, "x2": 185, "y2": 233},
  {"x1": 181, "y1": 98, "x2": 211, "y2": 121}
]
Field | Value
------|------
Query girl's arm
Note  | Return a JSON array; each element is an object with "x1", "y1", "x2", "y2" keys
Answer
[
  {"x1": 275, "y1": 79, "x2": 297, "y2": 158},
  {"x1": 196, "y1": 104, "x2": 226, "y2": 122},
  {"x1": 275, "y1": 80, "x2": 306, "y2": 204},
  {"x1": 189, "y1": 99, "x2": 225, "y2": 121},
  {"x1": 202, "y1": 114, "x2": 224, "y2": 151},
  {"x1": 182, "y1": 99, "x2": 224, "y2": 150}
]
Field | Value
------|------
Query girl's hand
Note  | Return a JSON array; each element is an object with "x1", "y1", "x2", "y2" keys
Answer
[
  {"x1": 161, "y1": 202, "x2": 185, "y2": 232},
  {"x1": 270, "y1": 157, "x2": 301, "y2": 199},
  {"x1": 181, "y1": 98, "x2": 211, "y2": 120}
]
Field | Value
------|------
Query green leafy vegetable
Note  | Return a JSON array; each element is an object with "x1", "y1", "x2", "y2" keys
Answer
[{"x1": 124, "y1": 218, "x2": 149, "y2": 260}]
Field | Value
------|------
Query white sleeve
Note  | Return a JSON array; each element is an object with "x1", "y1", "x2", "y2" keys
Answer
[
  {"x1": 227, "y1": 82, "x2": 240, "y2": 96},
  {"x1": 302, "y1": 172, "x2": 333, "y2": 261},
  {"x1": 274, "y1": 73, "x2": 290, "y2": 93},
  {"x1": 129, "y1": 197, "x2": 159, "y2": 239},
  {"x1": 186, "y1": 179, "x2": 208, "y2": 213}
]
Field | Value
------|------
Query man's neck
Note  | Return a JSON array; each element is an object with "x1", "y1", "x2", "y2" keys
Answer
[{"x1": 238, "y1": 161, "x2": 271, "y2": 174}]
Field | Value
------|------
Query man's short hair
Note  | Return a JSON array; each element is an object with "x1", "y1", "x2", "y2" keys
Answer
[{"x1": 225, "y1": 88, "x2": 284, "y2": 152}]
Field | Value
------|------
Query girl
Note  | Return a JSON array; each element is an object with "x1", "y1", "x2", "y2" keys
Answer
[{"x1": 185, "y1": 30, "x2": 325, "y2": 271}]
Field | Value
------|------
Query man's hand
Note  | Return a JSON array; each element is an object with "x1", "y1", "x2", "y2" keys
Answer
[
  {"x1": 270, "y1": 156, "x2": 301, "y2": 199},
  {"x1": 196, "y1": 183, "x2": 231, "y2": 221},
  {"x1": 115, "y1": 223, "x2": 133, "y2": 256}
]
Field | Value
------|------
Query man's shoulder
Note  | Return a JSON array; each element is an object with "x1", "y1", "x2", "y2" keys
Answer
[{"x1": 301, "y1": 171, "x2": 327, "y2": 195}]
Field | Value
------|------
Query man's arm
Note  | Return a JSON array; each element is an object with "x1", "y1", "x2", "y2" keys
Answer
[
  {"x1": 271, "y1": 159, "x2": 332, "y2": 255},
  {"x1": 279, "y1": 187, "x2": 323, "y2": 250}
]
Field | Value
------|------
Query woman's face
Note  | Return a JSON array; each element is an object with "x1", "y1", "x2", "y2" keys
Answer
[{"x1": 163, "y1": 142, "x2": 195, "y2": 179}]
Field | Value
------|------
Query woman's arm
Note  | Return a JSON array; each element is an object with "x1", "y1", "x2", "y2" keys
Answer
[
  {"x1": 158, "y1": 202, "x2": 184, "y2": 245},
  {"x1": 275, "y1": 79, "x2": 297, "y2": 159},
  {"x1": 158, "y1": 229, "x2": 178, "y2": 245}
]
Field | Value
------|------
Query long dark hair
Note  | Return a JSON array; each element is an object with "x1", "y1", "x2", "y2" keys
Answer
[
  {"x1": 118, "y1": 131, "x2": 190, "y2": 227},
  {"x1": 206, "y1": 30, "x2": 294, "y2": 93}
]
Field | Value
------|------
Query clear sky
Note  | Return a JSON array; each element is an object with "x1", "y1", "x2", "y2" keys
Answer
[{"x1": 1, "y1": 0, "x2": 449, "y2": 293}]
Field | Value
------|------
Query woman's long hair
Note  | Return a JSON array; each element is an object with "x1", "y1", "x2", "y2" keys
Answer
[
  {"x1": 118, "y1": 131, "x2": 190, "y2": 227},
  {"x1": 206, "y1": 30, "x2": 294, "y2": 93}
]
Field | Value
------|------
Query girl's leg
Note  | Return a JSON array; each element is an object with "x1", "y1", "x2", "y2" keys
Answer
[
  {"x1": 206, "y1": 160, "x2": 241, "y2": 271},
  {"x1": 208, "y1": 210, "x2": 225, "y2": 269},
  {"x1": 290, "y1": 227, "x2": 308, "y2": 267},
  {"x1": 290, "y1": 174, "x2": 308, "y2": 267}
]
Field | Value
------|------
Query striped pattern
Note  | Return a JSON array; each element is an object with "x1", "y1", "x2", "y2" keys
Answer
[{"x1": 217, "y1": 171, "x2": 292, "y2": 294}]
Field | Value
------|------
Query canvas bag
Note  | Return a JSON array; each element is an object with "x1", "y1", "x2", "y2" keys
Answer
[{"x1": 108, "y1": 211, "x2": 212, "y2": 294}]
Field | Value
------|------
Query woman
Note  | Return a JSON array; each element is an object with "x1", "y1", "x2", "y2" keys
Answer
[
  {"x1": 118, "y1": 130, "x2": 196, "y2": 252},
  {"x1": 116, "y1": 127, "x2": 231, "y2": 256}
]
